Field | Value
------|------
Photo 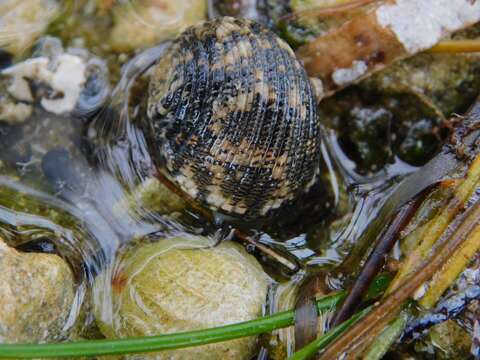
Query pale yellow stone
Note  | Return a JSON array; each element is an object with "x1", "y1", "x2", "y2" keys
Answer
[
  {"x1": 94, "y1": 236, "x2": 270, "y2": 360},
  {"x1": 0, "y1": 0, "x2": 60, "y2": 56},
  {"x1": 0, "y1": 238, "x2": 75, "y2": 343}
]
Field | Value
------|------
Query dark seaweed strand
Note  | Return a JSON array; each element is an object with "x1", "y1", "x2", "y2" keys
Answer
[
  {"x1": 147, "y1": 17, "x2": 320, "y2": 218},
  {"x1": 473, "y1": 317, "x2": 480, "y2": 358},
  {"x1": 332, "y1": 189, "x2": 428, "y2": 327}
]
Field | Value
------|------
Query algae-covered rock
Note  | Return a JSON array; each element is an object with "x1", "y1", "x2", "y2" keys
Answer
[
  {"x1": 117, "y1": 177, "x2": 187, "y2": 216},
  {"x1": 94, "y1": 236, "x2": 270, "y2": 359},
  {"x1": 0, "y1": 0, "x2": 60, "y2": 56},
  {"x1": 364, "y1": 53, "x2": 480, "y2": 118},
  {"x1": 0, "y1": 237, "x2": 75, "y2": 342},
  {"x1": 109, "y1": 0, "x2": 207, "y2": 52},
  {"x1": 414, "y1": 320, "x2": 472, "y2": 359},
  {"x1": 320, "y1": 88, "x2": 444, "y2": 173}
]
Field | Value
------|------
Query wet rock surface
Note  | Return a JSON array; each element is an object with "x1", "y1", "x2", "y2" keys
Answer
[
  {"x1": 0, "y1": 237, "x2": 75, "y2": 343},
  {"x1": 116, "y1": 177, "x2": 187, "y2": 216},
  {"x1": 0, "y1": 0, "x2": 60, "y2": 57},
  {"x1": 94, "y1": 236, "x2": 270, "y2": 359}
]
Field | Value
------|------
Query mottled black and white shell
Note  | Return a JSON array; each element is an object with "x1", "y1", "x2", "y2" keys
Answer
[{"x1": 147, "y1": 17, "x2": 321, "y2": 218}]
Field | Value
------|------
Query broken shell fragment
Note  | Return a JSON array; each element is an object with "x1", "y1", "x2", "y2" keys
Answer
[{"x1": 1, "y1": 53, "x2": 87, "y2": 115}]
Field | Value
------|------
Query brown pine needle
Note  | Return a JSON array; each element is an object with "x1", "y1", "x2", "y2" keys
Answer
[
  {"x1": 233, "y1": 229, "x2": 299, "y2": 272},
  {"x1": 428, "y1": 40, "x2": 480, "y2": 54}
]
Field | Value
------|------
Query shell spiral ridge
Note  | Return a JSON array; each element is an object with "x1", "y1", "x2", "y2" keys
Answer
[{"x1": 147, "y1": 17, "x2": 321, "y2": 218}]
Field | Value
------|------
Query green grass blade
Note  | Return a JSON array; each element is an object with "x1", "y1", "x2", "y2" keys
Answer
[{"x1": 0, "y1": 275, "x2": 390, "y2": 358}]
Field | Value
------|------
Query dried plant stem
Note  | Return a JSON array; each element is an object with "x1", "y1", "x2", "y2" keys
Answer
[
  {"x1": 233, "y1": 229, "x2": 298, "y2": 272},
  {"x1": 154, "y1": 173, "x2": 298, "y2": 271},
  {"x1": 332, "y1": 195, "x2": 423, "y2": 326},
  {"x1": 363, "y1": 314, "x2": 407, "y2": 360},
  {"x1": 428, "y1": 40, "x2": 480, "y2": 54},
  {"x1": 364, "y1": 217, "x2": 480, "y2": 357},
  {"x1": 420, "y1": 219, "x2": 480, "y2": 308},
  {"x1": 317, "y1": 199, "x2": 480, "y2": 359},
  {"x1": 154, "y1": 171, "x2": 214, "y2": 220},
  {"x1": 387, "y1": 155, "x2": 480, "y2": 294}
]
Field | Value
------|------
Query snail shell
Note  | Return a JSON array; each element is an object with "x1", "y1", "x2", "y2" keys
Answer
[{"x1": 147, "y1": 17, "x2": 321, "y2": 218}]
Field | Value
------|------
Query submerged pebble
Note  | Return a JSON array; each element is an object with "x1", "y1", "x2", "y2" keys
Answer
[
  {"x1": 94, "y1": 236, "x2": 270, "y2": 359},
  {"x1": 109, "y1": 0, "x2": 207, "y2": 52},
  {"x1": 0, "y1": 0, "x2": 60, "y2": 56},
  {"x1": 116, "y1": 177, "x2": 187, "y2": 216}
]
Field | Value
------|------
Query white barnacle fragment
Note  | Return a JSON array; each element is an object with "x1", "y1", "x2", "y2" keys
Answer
[
  {"x1": 376, "y1": 0, "x2": 480, "y2": 54},
  {"x1": 332, "y1": 60, "x2": 368, "y2": 86},
  {"x1": 1, "y1": 54, "x2": 86, "y2": 114},
  {"x1": 41, "y1": 54, "x2": 86, "y2": 114},
  {"x1": 2, "y1": 58, "x2": 50, "y2": 101}
]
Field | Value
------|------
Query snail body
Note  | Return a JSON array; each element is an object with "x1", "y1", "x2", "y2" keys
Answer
[{"x1": 147, "y1": 17, "x2": 321, "y2": 218}]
